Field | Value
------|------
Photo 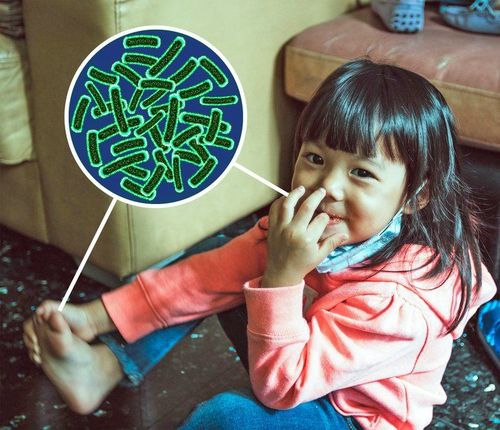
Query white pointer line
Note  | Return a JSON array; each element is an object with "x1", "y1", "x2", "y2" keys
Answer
[
  {"x1": 58, "y1": 197, "x2": 117, "y2": 312},
  {"x1": 233, "y1": 162, "x2": 289, "y2": 197},
  {"x1": 58, "y1": 164, "x2": 284, "y2": 311}
]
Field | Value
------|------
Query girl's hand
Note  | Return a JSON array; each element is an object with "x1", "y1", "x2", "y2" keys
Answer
[{"x1": 263, "y1": 186, "x2": 348, "y2": 288}]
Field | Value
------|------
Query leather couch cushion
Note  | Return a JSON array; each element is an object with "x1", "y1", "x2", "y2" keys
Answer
[
  {"x1": 285, "y1": 6, "x2": 500, "y2": 152},
  {"x1": 0, "y1": 33, "x2": 33, "y2": 164}
]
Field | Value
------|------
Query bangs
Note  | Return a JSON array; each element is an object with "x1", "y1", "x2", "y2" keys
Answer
[{"x1": 295, "y1": 60, "x2": 435, "y2": 168}]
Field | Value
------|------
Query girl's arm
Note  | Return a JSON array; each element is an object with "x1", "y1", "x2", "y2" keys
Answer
[
  {"x1": 243, "y1": 279, "x2": 429, "y2": 409},
  {"x1": 101, "y1": 218, "x2": 268, "y2": 343}
]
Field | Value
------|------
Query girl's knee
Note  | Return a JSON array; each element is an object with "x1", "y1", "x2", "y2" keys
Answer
[{"x1": 180, "y1": 388, "x2": 258, "y2": 430}]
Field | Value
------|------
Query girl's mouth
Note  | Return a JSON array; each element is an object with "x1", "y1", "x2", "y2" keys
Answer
[
  {"x1": 315, "y1": 210, "x2": 345, "y2": 225},
  {"x1": 326, "y1": 216, "x2": 344, "y2": 226}
]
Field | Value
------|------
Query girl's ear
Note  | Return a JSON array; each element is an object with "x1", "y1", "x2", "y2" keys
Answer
[{"x1": 403, "y1": 183, "x2": 430, "y2": 215}]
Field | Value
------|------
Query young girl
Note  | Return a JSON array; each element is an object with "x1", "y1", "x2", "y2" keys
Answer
[{"x1": 24, "y1": 59, "x2": 497, "y2": 430}]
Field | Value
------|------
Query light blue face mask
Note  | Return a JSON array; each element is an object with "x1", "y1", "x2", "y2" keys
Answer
[{"x1": 316, "y1": 182, "x2": 426, "y2": 274}]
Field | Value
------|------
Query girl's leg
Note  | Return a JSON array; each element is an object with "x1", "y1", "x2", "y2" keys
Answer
[
  {"x1": 98, "y1": 234, "x2": 234, "y2": 386},
  {"x1": 179, "y1": 387, "x2": 362, "y2": 430},
  {"x1": 98, "y1": 319, "x2": 203, "y2": 386}
]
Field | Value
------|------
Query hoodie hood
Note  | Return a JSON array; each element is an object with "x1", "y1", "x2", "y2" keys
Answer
[
  {"x1": 319, "y1": 244, "x2": 497, "y2": 339},
  {"x1": 383, "y1": 245, "x2": 496, "y2": 339}
]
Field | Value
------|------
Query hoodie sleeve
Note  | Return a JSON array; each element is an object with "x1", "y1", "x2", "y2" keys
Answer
[
  {"x1": 243, "y1": 278, "x2": 428, "y2": 410},
  {"x1": 102, "y1": 218, "x2": 268, "y2": 343}
]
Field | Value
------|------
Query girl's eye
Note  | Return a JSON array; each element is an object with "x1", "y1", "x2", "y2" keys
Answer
[
  {"x1": 305, "y1": 153, "x2": 324, "y2": 165},
  {"x1": 352, "y1": 168, "x2": 373, "y2": 178}
]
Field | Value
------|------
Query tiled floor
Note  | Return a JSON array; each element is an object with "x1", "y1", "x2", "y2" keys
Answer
[{"x1": 0, "y1": 218, "x2": 499, "y2": 429}]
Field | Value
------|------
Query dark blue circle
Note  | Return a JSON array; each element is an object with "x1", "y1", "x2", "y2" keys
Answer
[{"x1": 68, "y1": 28, "x2": 244, "y2": 205}]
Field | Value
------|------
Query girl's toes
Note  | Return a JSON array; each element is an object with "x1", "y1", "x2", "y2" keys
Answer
[
  {"x1": 30, "y1": 352, "x2": 42, "y2": 366},
  {"x1": 48, "y1": 311, "x2": 71, "y2": 335},
  {"x1": 35, "y1": 314, "x2": 44, "y2": 326}
]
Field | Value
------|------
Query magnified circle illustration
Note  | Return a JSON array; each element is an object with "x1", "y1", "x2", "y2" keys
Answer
[{"x1": 65, "y1": 26, "x2": 246, "y2": 207}]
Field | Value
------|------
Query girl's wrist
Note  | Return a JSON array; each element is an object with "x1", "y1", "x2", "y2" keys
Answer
[{"x1": 262, "y1": 268, "x2": 303, "y2": 289}]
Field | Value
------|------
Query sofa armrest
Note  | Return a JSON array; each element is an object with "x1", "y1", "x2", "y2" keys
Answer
[{"x1": 21, "y1": 0, "x2": 355, "y2": 277}]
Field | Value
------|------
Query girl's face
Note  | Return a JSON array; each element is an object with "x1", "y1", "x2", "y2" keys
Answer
[{"x1": 292, "y1": 139, "x2": 408, "y2": 244}]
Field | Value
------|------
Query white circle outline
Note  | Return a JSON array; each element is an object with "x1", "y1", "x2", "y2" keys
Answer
[{"x1": 64, "y1": 25, "x2": 247, "y2": 208}]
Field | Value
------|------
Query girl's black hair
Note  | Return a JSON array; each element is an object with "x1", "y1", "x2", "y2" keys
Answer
[{"x1": 295, "y1": 58, "x2": 483, "y2": 335}]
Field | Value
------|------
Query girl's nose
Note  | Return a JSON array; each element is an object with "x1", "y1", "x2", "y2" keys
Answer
[{"x1": 321, "y1": 175, "x2": 345, "y2": 201}]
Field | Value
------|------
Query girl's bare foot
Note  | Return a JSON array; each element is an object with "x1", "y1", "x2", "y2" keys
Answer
[
  {"x1": 23, "y1": 299, "x2": 115, "y2": 365},
  {"x1": 33, "y1": 310, "x2": 123, "y2": 415},
  {"x1": 23, "y1": 300, "x2": 95, "y2": 365}
]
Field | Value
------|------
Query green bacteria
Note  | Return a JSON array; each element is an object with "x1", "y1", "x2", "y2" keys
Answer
[
  {"x1": 87, "y1": 67, "x2": 118, "y2": 85},
  {"x1": 71, "y1": 95, "x2": 91, "y2": 132},
  {"x1": 189, "y1": 156, "x2": 218, "y2": 188},
  {"x1": 148, "y1": 36, "x2": 185, "y2": 77},
  {"x1": 124, "y1": 35, "x2": 161, "y2": 49},
  {"x1": 70, "y1": 31, "x2": 240, "y2": 203},
  {"x1": 199, "y1": 56, "x2": 228, "y2": 87}
]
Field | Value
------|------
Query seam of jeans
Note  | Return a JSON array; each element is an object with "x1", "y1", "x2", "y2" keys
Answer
[
  {"x1": 315, "y1": 397, "x2": 342, "y2": 430},
  {"x1": 99, "y1": 333, "x2": 143, "y2": 386}
]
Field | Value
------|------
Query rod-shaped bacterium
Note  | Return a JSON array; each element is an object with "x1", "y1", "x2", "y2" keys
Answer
[
  {"x1": 172, "y1": 154, "x2": 184, "y2": 193},
  {"x1": 172, "y1": 125, "x2": 203, "y2": 148},
  {"x1": 205, "y1": 108, "x2": 222, "y2": 143},
  {"x1": 178, "y1": 80, "x2": 212, "y2": 100},
  {"x1": 110, "y1": 85, "x2": 129, "y2": 135},
  {"x1": 180, "y1": 112, "x2": 230, "y2": 133},
  {"x1": 148, "y1": 36, "x2": 185, "y2": 77},
  {"x1": 111, "y1": 137, "x2": 147, "y2": 156},
  {"x1": 123, "y1": 53, "x2": 157, "y2": 67},
  {"x1": 135, "y1": 110, "x2": 165, "y2": 136},
  {"x1": 140, "y1": 89, "x2": 168, "y2": 109},
  {"x1": 188, "y1": 156, "x2": 218, "y2": 188},
  {"x1": 168, "y1": 57, "x2": 198, "y2": 85},
  {"x1": 124, "y1": 35, "x2": 161, "y2": 49},
  {"x1": 213, "y1": 136, "x2": 234, "y2": 150},
  {"x1": 99, "y1": 151, "x2": 148, "y2": 178},
  {"x1": 124, "y1": 165, "x2": 150, "y2": 180},
  {"x1": 121, "y1": 177, "x2": 156, "y2": 201},
  {"x1": 164, "y1": 95, "x2": 179, "y2": 143},
  {"x1": 71, "y1": 95, "x2": 91, "y2": 132},
  {"x1": 87, "y1": 66, "x2": 118, "y2": 85},
  {"x1": 87, "y1": 130, "x2": 102, "y2": 167},
  {"x1": 200, "y1": 95, "x2": 238, "y2": 105},
  {"x1": 199, "y1": 56, "x2": 228, "y2": 87},
  {"x1": 128, "y1": 88, "x2": 144, "y2": 113},
  {"x1": 139, "y1": 78, "x2": 174, "y2": 90},
  {"x1": 142, "y1": 163, "x2": 167, "y2": 196},
  {"x1": 98, "y1": 116, "x2": 142, "y2": 140},
  {"x1": 112, "y1": 62, "x2": 141, "y2": 86}
]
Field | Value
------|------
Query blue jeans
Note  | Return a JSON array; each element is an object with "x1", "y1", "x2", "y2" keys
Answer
[
  {"x1": 99, "y1": 234, "x2": 362, "y2": 429},
  {"x1": 99, "y1": 235, "x2": 229, "y2": 387},
  {"x1": 179, "y1": 387, "x2": 362, "y2": 430}
]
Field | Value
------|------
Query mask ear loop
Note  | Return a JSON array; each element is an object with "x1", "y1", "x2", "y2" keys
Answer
[
  {"x1": 402, "y1": 180, "x2": 428, "y2": 212},
  {"x1": 414, "y1": 180, "x2": 427, "y2": 199}
]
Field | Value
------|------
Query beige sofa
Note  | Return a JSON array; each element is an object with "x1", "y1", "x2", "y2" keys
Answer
[{"x1": 0, "y1": 0, "x2": 358, "y2": 280}]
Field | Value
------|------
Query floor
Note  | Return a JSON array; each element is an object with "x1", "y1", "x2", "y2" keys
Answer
[{"x1": 1, "y1": 215, "x2": 499, "y2": 430}]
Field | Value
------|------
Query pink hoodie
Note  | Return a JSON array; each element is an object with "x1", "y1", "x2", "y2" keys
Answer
[{"x1": 102, "y1": 218, "x2": 497, "y2": 430}]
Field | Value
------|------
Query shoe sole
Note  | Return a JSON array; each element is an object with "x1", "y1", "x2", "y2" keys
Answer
[{"x1": 372, "y1": 0, "x2": 425, "y2": 33}]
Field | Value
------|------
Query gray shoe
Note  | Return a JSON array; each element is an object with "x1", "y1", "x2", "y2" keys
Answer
[
  {"x1": 372, "y1": 0, "x2": 425, "y2": 33},
  {"x1": 440, "y1": 0, "x2": 500, "y2": 34}
]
